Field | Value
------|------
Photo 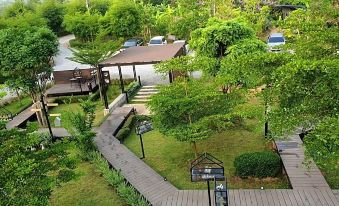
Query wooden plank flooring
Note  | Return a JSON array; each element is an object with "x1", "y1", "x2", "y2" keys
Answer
[
  {"x1": 94, "y1": 107, "x2": 338, "y2": 206},
  {"x1": 275, "y1": 133, "x2": 330, "y2": 190},
  {"x1": 6, "y1": 105, "x2": 35, "y2": 129}
]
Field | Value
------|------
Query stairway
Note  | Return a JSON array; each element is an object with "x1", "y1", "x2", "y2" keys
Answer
[{"x1": 132, "y1": 85, "x2": 158, "y2": 103}]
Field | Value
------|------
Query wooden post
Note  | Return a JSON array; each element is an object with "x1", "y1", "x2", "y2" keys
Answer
[
  {"x1": 118, "y1": 65, "x2": 124, "y2": 93},
  {"x1": 133, "y1": 65, "x2": 137, "y2": 81}
]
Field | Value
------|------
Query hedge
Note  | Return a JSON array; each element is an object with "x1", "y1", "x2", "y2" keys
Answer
[
  {"x1": 234, "y1": 151, "x2": 282, "y2": 178},
  {"x1": 115, "y1": 115, "x2": 135, "y2": 141}
]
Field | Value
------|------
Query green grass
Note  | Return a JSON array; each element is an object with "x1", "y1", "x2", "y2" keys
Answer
[
  {"x1": 319, "y1": 160, "x2": 339, "y2": 189},
  {"x1": 50, "y1": 143, "x2": 126, "y2": 206},
  {"x1": 124, "y1": 125, "x2": 291, "y2": 189},
  {"x1": 1, "y1": 96, "x2": 32, "y2": 115},
  {"x1": 48, "y1": 85, "x2": 121, "y2": 128}
]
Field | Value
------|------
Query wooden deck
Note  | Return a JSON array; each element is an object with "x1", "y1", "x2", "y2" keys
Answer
[
  {"x1": 6, "y1": 105, "x2": 35, "y2": 129},
  {"x1": 46, "y1": 81, "x2": 98, "y2": 97},
  {"x1": 94, "y1": 107, "x2": 338, "y2": 206},
  {"x1": 159, "y1": 189, "x2": 338, "y2": 206},
  {"x1": 275, "y1": 131, "x2": 330, "y2": 189}
]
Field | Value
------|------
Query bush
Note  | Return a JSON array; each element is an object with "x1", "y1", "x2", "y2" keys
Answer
[
  {"x1": 234, "y1": 151, "x2": 282, "y2": 178},
  {"x1": 0, "y1": 120, "x2": 7, "y2": 130},
  {"x1": 116, "y1": 127, "x2": 131, "y2": 141},
  {"x1": 115, "y1": 115, "x2": 135, "y2": 141}
]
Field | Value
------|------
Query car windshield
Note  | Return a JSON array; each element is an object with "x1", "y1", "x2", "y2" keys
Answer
[
  {"x1": 268, "y1": 37, "x2": 285, "y2": 43},
  {"x1": 149, "y1": 39, "x2": 162, "y2": 44},
  {"x1": 124, "y1": 41, "x2": 136, "y2": 47}
]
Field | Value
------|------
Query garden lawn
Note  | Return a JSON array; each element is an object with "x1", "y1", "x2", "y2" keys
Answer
[
  {"x1": 50, "y1": 143, "x2": 126, "y2": 206},
  {"x1": 319, "y1": 160, "x2": 339, "y2": 189},
  {"x1": 124, "y1": 124, "x2": 290, "y2": 190},
  {"x1": 1, "y1": 96, "x2": 32, "y2": 115},
  {"x1": 48, "y1": 84, "x2": 120, "y2": 128}
]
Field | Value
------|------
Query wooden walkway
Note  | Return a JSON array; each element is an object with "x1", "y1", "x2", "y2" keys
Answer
[
  {"x1": 46, "y1": 82, "x2": 97, "y2": 97},
  {"x1": 159, "y1": 189, "x2": 338, "y2": 206},
  {"x1": 275, "y1": 131, "x2": 330, "y2": 189},
  {"x1": 6, "y1": 105, "x2": 35, "y2": 129},
  {"x1": 95, "y1": 107, "x2": 338, "y2": 206}
]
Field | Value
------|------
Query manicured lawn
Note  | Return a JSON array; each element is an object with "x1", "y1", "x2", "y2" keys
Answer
[
  {"x1": 48, "y1": 84, "x2": 120, "y2": 128},
  {"x1": 2, "y1": 96, "x2": 32, "y2": 115},
  {"x1": 319, "y1": 160, "x2": 339, "y2": 189},
  {"x1": 124, "y1": 124, "x2": 291, "y2": 189},
  {"x1": 50, "y1": 143, "x2": 126, "y2": 206}
]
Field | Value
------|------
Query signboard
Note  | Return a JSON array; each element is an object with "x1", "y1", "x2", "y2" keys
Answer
[
  {"x1": 190, "y1": 153, "x2": 224, "y2": 182},
  {"x1": 136, "y1": 121, "x2": 153, "y2": 135},
  {"x1": 191, "y1": 167, "x2": 225, "y2": 182}
]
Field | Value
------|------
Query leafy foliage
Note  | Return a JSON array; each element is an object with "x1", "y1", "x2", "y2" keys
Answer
[
  {"x1": 234, "y1": 151, "x2": 282, "y2": 178},
  {"x1": 101, "y1": 0, "x2": 141, "y2": 38},
  {"x1": 190, "y1": 18, "x2": 255, "y2": 58},
  {"x1": 36, "y1": 0, "x2": 65, "y2": 35},
  {"x1": 67, "y1": 100, "x2": 97, "y2": 158},
  {"x1": 0, "y1": 129, "x2": 75, "y2": 205}
]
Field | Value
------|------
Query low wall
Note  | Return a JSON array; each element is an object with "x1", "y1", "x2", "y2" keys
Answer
[{"x1": 108, "y1": 93, "x2": 126, "y2": 113}]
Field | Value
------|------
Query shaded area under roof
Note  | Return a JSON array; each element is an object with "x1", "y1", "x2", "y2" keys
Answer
[{"x1": 100, "y1": 43, "x2": 185, "y2": 67}]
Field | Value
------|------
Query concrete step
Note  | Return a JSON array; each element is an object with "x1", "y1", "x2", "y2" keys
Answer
[
  {"x1": 133, "y1": 99, "x2": 151, "y2": 102},
  {"x1": 139, "y1": 88, "x2": 158, "y2": 92},
  {"x1": 142, "y1": 85, "x2": 158, "y2": 89},
  {"x1": 137, "y1": 91, "x2": 158, "y2": 95},
  {"x1": 134, "y1": 95, "x2": 152, "y2": 99}
]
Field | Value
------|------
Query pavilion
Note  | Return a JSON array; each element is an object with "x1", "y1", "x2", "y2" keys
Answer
[{"x1": 99, "y1": 42, "x2": 186, "y2": 93}]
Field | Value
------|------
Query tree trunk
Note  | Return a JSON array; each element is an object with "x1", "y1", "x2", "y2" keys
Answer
[
  {"x1": 15, "y1": 89, "x2": 21, "y2": 106},
  {"x1": 96, "y1": 68, "x2": 103, "y2": 102},
  {"x1": 192, "y1": 141, "x2": 198, "y2": 158}
]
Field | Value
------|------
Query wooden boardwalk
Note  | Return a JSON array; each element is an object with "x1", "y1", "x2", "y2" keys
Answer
[
  {"x1": 95, "y1": 107, "x2": 338, "y2": 206},
  {"x1": 6, "y1": 105, "x2": 35, "y2": 129},
  {"x1": 275, "y1": 131, "x2": 330, "y2": 189},
  {"x1": 159, "y1": 189, "x2": 338, "y2": 206}
]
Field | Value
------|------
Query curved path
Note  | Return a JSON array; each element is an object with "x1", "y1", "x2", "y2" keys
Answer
[{"x1": 95, "y1": 106, "x2": 338, "y2": 206}]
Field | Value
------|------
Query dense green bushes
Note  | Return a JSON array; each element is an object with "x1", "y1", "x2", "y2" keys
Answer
[
  {"x1": 91, "y1": 152, "x2": 150, "y2": 206},
  {"x1": 234, "y1": 151, "x2": 282, "y2": 178},
  {"x1": 116, "y1": 115, "x2": 135, "y2": 141},
  {"x1": 115, "y1": 115, "x2": 152, "y2": 141}
]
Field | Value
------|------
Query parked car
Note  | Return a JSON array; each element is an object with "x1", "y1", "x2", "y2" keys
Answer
[
  {"x1": 148, "y1": 36, "x2": 167, "y2": 46},
  {"x1": 267, "y1": 33, "x2": 286, "y2": 48},
  {"x1": 123, "y1": 38, "x2": 143, "y2": 48}
]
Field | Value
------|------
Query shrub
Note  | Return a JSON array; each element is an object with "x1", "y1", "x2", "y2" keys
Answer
[
  {"x1": 234, "y1": 151, "x2": 282, "y2": 178},
  {"x1": 133, "y1": 115, "x2": 152, "y2": 123},
  {"x1": 26, "y1": 121, "x2": 39, "y2": 133},
  {"x1": 116, "y1": 127, "x2": 131, "y2": 141},
  {"x1": 57, "y1": 169, "x2": 76, "y2": 183},
  {"x1": 0, "y1": 120, "x2": 7, "y2": 130}
]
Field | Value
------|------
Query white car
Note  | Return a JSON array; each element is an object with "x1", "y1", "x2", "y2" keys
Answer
[
  {"x1": 148, "y1": 36, "x2": 167, "y2": 46},
  {"x1": 267, "y1": 33, "x2": 285, "y2": 48}
]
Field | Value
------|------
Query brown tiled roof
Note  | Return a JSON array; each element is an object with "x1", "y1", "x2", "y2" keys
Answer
[{"x1": 100, "y1": 43, "x2": 185, "y2": 66}]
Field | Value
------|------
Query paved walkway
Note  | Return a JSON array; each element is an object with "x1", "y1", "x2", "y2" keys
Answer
[
  {"x1": 94, "y1": 106, "x2": 338, "y2": 206},
  {"x1": 6, "y1": 105, "x2": 35, "y2": 129},
  {"x1": 275, "y1": 130, "x2": 330, "y2": 189}
]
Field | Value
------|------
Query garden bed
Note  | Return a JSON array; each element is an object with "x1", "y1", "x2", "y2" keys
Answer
[{"x1": 124, "y1": 122, "x2": 291, "y2": 189}]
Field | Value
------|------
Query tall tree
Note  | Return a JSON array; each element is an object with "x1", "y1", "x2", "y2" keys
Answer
[
  {"x1": 149, "y1": 57, "x2": 244, "y2": 157},
  {"x1": 0, "y1": 27, "x2": 58, "y2": 126},
  {"x1": 36, "y1": 0, "x2": 65, "y2": 35},
  {"x1": 0, "y1": 129, "x2": 75, "y2": 205},
  {"x1": 68, "y1": 41, "x2": 121, "y2": 101},
  {"x1": 101, "y1": 0, "x2": 142, "y2": 38}
]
